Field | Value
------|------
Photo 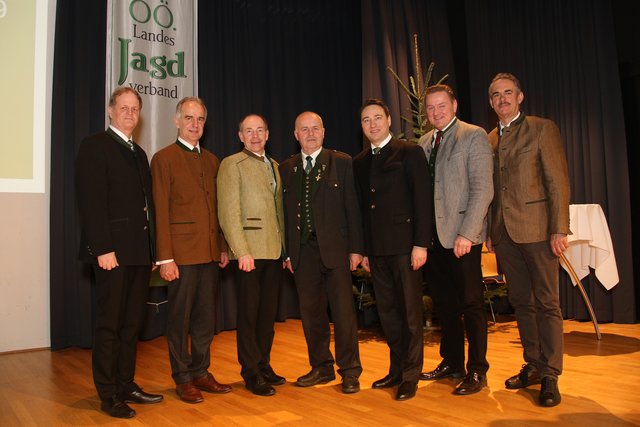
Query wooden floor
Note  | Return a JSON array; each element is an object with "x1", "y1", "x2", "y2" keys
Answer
[{"x1": 1, "y1": 318, "x2": 639, "y2": 426}]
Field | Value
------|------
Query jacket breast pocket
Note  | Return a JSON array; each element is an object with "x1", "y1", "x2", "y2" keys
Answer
[
  {"x1": 244, "y1": 217, "x2": 262, "y2": 230},
  {"x1": 525, "y1": 197, "x2": 548, "y2": 205}
]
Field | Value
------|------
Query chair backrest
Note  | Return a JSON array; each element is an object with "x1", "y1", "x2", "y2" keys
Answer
[{"x1": 481, "y1": 243, "x2": 501, "y2": 279}]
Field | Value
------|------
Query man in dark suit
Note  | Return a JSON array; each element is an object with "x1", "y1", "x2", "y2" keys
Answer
[
  {"x1": 353, "y1": 98, "x2": 432, "y2": 401},
  {"x1": 76, "y1": 87, "x2": 162, "y2": 419},
  {"x1": 151, "y1": 97, "x2": 231, "y2": 404},
  {"x1": 417, "y1": 85, "x2": 494, "y2": 395},
  {"x1": 487, "y1": 73, "x2": 570, "y2": 407},
  {"x1": 279, "y1": 111, "x2": 364, "y2": 394}
]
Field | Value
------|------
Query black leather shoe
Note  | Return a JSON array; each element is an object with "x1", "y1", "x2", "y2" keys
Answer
[
  {"x1": 296, "y1": 368, "x2": 336, "y2": 387},
  {"x1": 420, "y1": 363, "x2": 465, "y2": 381},
  {"x1": 261, "y1": 367, "x2": 286, "y2": 386},
  {"x1": 120, "y1": 385, "x2": 163, "y2": 404},
  {"x1": 454, "y1": 372, "x2": 487, "y2": 395},
  {"x1": 371, "y1": 374, "x2": 402, "y2": 389},
  {"x1": 395, "y1": 381, "x2": 418, "y2": 401},
  {"x1": 539, "y1": 376, "x2": 561, "y2": 407},
  {"x1": 246, "y1": 374, "x2": 275, "y2": 397},
  {"x1": 505, "y1": 364, "x2": 541, "y2": 389},
  {"x1": 100, "y1": 396, "x2": 135, "y2": 418},
  {"x1": 341, "y1": 376, "x2": 360, "y2": 394}
]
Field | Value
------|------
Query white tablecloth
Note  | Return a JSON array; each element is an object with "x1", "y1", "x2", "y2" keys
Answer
[{"x1": 560, "y1": 204, "x2": 619, "y2": 290}]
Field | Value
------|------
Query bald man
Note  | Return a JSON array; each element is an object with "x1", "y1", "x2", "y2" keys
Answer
[{"x1": 279, "y1": 111, "x2": 364, "y2": 394}]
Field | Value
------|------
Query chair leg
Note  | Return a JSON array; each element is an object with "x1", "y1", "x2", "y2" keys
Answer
[{"x1": 484, "y1": 283, "x2": 497, "y2": 325}]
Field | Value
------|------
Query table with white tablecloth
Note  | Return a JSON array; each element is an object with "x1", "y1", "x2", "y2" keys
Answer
[{"x1": 559, "y1": 204, "x2": 619, "y2": 339}]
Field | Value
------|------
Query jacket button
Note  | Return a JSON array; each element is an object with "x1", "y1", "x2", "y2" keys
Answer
[
  {"x1": 370, "y1": 188, "x2": 375, "y2": 192},
  {"x1": 143, "y1": 225, "x2": 148, "y2": 230},
  {"x1": 371, "y1": 204, "x2": 375, "y2": 209}
]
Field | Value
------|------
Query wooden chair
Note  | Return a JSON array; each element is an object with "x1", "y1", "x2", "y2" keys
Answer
[{"x1": 481, "y1": 243, "x2": 506, "y2": 324}]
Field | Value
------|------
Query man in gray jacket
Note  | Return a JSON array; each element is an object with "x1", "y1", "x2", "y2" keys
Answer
[{"x1": 418, "y1": 84, "x2": 494, "y2": 395}]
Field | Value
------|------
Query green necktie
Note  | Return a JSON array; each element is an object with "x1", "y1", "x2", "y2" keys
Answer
[{"x1": 304, "y1": 155, "x2": 313, "y2": 174}]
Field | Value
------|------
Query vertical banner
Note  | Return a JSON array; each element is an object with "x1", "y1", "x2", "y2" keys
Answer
[{"x1": 106, "y1": 0, "x2": 197, "y2": 155}]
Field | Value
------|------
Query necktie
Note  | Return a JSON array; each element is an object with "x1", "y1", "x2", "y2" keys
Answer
[
  {"x1": 433, "y1": 131, "x2": 442, "y2": 150},
  {"x1": 304, "y1": 156, "x2": 313, "y2": 174},
  {"x1": 372, "y1": 147, "x2": 381, "y2": 155},
  {"x1": 126, "y1": 140, "x2": 135, "y2": 152},
  {"x1": 192, "y1": 146, "x2": 200, "y2": 154}
]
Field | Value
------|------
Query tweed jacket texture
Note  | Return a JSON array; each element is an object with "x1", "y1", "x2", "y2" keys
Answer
[
  {"x1": 488, "y1": 115, "x2": 570, "y2": 244},
  {"x1": 418, "y1": 119, "x2": 494, "y2": 248},
  {"x1": 217, "y1": 150, "x2": 285, "y2": 260}
]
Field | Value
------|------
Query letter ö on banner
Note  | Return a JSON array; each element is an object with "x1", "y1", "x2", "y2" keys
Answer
[
  {"x1": 129, "y1": 0, "x2": 151, "y2": 24},
  {"x1": 129, "y1": 0, "x2": 175, "y2": 31}
]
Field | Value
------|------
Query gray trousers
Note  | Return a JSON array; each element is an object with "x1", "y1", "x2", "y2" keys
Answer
[
  {"x1": 494, "y1": 227, "x2": 563, "y2": 377},
  {"x1": 167, "y1": 263, "x2": 218, "y2": 384}
]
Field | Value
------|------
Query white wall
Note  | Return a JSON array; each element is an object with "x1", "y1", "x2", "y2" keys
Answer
[
  {"x1": 0, "y1": 0, "x2": 55, "y2": 353},
  {"x1": 0, "y1": 194, "x2": 50, "y2": 352}
]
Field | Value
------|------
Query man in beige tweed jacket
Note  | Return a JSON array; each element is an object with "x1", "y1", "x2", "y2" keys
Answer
[{"x1": 218, "y1": 114, "x2": 286, "y2": 397}]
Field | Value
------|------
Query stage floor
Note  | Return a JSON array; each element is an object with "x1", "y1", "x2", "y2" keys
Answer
[{"x1": 1, "y1": 317, "x2": 639, "y2": 426}]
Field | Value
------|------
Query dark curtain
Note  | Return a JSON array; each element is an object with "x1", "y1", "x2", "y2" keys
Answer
[
  {"x1": 361, "y1": 0, "x2": 456, "y2": 139},
  {"x1": 50, "y1": 1, "x2": 107, "y2": 350},
  {"x1": 613, "y1": 1, "x2": 640, "y2": 322},
  {"x1": 362, "y1": 0, "x2": 636, "y2": 323},
  {"x1": 198, "y1": 0, "x2": 363, "y2": 160},
  {"x1": 50, "y1": 0, "x2": 363, "y2": 350}
]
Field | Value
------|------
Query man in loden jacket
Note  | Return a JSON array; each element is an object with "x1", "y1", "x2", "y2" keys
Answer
[
  {"x1": 151, "y1": 97, "x2": 231, "y2": 404},
  {"x1": 487, "y1": 73, "x2": 570, "y2": 407},
  {"x1": 279, "y1": 111, "x2": 364, "y2": 394},
  {"x1": 217, "y1": 114, "x2": 286, "y2": 397}
]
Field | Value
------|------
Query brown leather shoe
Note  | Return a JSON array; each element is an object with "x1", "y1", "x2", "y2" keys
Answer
[
  {"x1": 193, "y1": 372, "x2": 232, "y2": 394},
  {"x1": 176, "y1": 381, "x2": 204, "y2": 404}
]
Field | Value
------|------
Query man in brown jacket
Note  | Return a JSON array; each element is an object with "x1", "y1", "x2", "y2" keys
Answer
[
  {"x1": 486, "y1": 73, "x2": 570, "y2": 407},
  {"x1": 151, "y1": 97, "x2": 231, "y2": 404}
]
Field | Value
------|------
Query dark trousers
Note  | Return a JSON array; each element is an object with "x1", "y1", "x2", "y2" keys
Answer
[
  {"x1": 425, "y1": 239, "x2": 489, "y2": 374},
  {"x1": 92, "y1": 264, "x2": 150, "y2": 400},
  {"x1": 235, "y1": 259, "x2": 282, "y2": 382},
  {"x1": 294, "y1": 237, "x2": 362, "y2": 378},
  {"x1": 166, "y1": 263, "x2": 219, "y2": 384},
  {"x1": 370, "y1": 254, "x2": 424, "y2": 382},
  {"x1": 494, "y1": 226, "x2": 563, "y2": 377}
]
